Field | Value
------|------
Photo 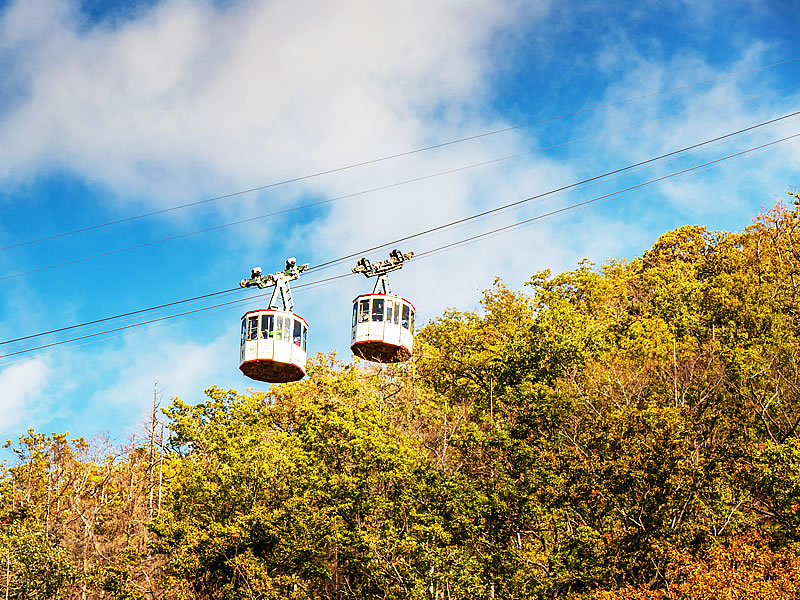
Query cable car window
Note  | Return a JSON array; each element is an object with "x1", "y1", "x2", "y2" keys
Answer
[
  {"x1": 387, "y1": 302, "x2": 393, "y2": 324},
  {"x1": 302, "y1": 324, "x2": 307, "y2": 352},
  {"x1": 359, "y1": 299, "x2": 370, "y2": 322},
  {"x1": 247, "y1": 315, "x2": 259, "y2": 341},
  {"x1": 410, "y1": 309, "x2": 415, "y2": 334},
  {"x1": 372, "y1": 298, "x2": 384, "y2": 322},
  {"x1": 261, "y1": 314, "x2": 274, "y2": 339},
  {"x1": 283, "y1": 317, "x2": 290, "y2": 342},
  {"x1": 293, "y1": 319, "x2": 302, "y2": 346},
  {"x1": 276, "y1": 316, "x2": 283, "y2": 341},
  {"x1": 394, "y1": 301, "x2": 400, "y2": 324},
  {"x1": 352, "y1": 302, "x2": 358, "y2": 327},
  {"x1": 402, "y1": 304, "x2": 410, "y2": 329},
  {"x1": 240, "y1": 319, "x2": 246, "y2": 345}
]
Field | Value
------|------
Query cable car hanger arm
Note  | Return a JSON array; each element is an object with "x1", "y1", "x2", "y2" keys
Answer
[
  {"x1": 240, "y1": 257, "x2": 309, "y2": 311},
  {"x1": 352, "y1": 249, "x2": 413, "y2": 295}
]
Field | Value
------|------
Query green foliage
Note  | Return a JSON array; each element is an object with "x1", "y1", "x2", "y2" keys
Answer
[
  {"x1": 6, "y1": 199, "x2": 800, "y2": 598},
  {"x1": 0, "y1": 522, "x2": 79, "y2": 599},
  {"x1": 152, "y1": 358, "x2": 450, "y2": 598},
  {"x1": 0, "y1": 426, "x2": 166, "y2": 599}
]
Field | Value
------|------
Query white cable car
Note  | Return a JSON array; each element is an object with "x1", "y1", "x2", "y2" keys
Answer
[
  {"x1": 350, "y1": 250, "x2": 415, "y2": 363},
  {"x1": 238, "y1": 258, "x2": 309, "y2": 383}
]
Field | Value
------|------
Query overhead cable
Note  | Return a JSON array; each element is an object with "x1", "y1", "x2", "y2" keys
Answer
[
  {"x1": 3, "y1": 100, "x2": 799, "y2": 282},
  {"x1": 412, "y1": 132, "x2": 800, "y2": 260},
  {"x1": 0, "y1": 273, "x2": 354, "y2": 360},
  {"x1": 1, "y1": 57, "x2": 796, "y2": 253},
  {"x1": 5, "y1": 110, "x2": 798, "y2": 348},
  {"x1": 0, "y1": 274, "x2": 354, "y2": 368},
  {"x1": 2, "y1": 129, "x2": 797, "y2": 363},
  {"x1": 0, "y1": 287, "x2": 241, "y2": 347},
  {"x1": 307, "y1": 110, "x2": 800, "y2": 271}
]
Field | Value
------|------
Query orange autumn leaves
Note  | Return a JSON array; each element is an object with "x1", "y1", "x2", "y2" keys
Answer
[{"x1": 593, "y1": 535, "x2": 800, "y2": 599}]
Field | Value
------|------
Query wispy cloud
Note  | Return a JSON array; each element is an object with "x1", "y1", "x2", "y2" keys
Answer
[
  {"x1": 0, "y1": 0, "x2": 547, "y2": 207},
  {"x1": 0, "y1": 0, "x2": 796, "y2": 442},
  {"x1": 0, "y1": 359, "x2": 49, "y2": 432}
]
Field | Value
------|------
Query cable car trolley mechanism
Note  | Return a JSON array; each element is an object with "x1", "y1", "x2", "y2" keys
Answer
[
  {"x1": 239, "y1": 258, "x2": 309, "y2": 383},
  {"x1": 351, "y1": 249, "x2": 415, "y2": 363}
]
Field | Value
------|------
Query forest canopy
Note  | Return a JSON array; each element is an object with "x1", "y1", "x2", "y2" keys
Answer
[{"x1": 3, "y1": 198, "x2": 800, "y2": 599}]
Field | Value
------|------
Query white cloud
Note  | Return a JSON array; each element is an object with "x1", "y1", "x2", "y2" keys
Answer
[
  {"x1": 0, "y1": 0, "x2": 546, "y2": 209},
  {"x1": 87, "y1": 328, "x2": 233, "y2": 420},
  {"x1": 0, "y1": 0, "x2": 562, "y2": 440},
  {"x1": 0, "y1": 359, "x2": 49, "y2": 431},
  {"x1": 0, "y1": 0, "x2": 796, "y2": 442},
  {"x1": 573, "y1": 38, "x2": 799, "y2": 222}
]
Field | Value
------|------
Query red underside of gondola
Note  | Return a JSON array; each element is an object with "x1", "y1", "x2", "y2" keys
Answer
[
  {"x1": 351, "y1": 340, "x2": 411, "y2": 363},
  {"x1": 240, "y1": 359, "x2": 305, "y2": 383}
]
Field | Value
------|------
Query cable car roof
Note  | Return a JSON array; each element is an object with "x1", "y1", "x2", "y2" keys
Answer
[
  {"x1": 241, "y1": 308, "x2": 309, "y2": 327},
  {"x1": 352, "y1": 293, "x2": 415, "y2": 309}
]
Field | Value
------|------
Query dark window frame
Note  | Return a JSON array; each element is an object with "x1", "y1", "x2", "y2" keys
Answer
[
  {"x1": 372, "y1": 298, "x2": 385, "y2": 322},
  {"x1": 247, "y1": 315, "x2": 259, "y2": 341},
  {"x1": 293, "y1": 319, "x2": 302, "y2": 347},
  {"x1": 261, "y1": 314, "x2": 274, "y2": 339}
]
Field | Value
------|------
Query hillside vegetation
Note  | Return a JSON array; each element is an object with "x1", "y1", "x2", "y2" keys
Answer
[{"x1": 3, "y1": 198, "x2": 800, "y2": 599}]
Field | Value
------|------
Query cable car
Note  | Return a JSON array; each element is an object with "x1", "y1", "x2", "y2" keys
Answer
[
  {"x1": 238, "y1": 258, "x2": 309, "y2": 383},
  {"x1": 350, "y1": 250, "x2": 415, "y2": 363}
]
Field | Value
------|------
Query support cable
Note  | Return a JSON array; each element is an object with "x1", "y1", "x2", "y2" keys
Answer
[
  {"x1": 4, "y1": 111, "x2": 796, "y2": 348},
  {"x1": 1, "y1": 129, "x2": 797, "y2": 363},
  {"x1": 307, "y1": 110, "x2": 800, "y2": 272},
  {"x1": 0, "y1": 274, "x2": 355, "y2": 368},
  {"x1": 1, "y1": 57, "x2": 796, "y2": 253},
  {"x1": 0, "y1": 287, "x2": 241, "y2": 346},
  {"x1": 3, "y1": 101, "x2": 798, "y2": 283}
]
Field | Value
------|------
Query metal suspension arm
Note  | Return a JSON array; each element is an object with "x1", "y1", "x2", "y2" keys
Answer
[
  {"x1": 352, "y1": 249, "x2": 413, "y2": 294},
  {"x1": 240, "y1": 257, "x2": 309, "y2": 311}
]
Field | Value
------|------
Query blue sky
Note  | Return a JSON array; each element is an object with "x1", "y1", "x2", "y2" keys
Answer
[{"x1": 0, "y1": 0, "x2": 798, "y2": 445}]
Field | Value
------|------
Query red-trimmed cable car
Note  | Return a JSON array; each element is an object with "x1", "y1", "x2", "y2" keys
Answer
[
  {"x1": 350, "y1": 250, "x2": 415, "y2": 363},
  {"x1": 238, "y1": 258, "x2": 309, "y2": 383}
]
